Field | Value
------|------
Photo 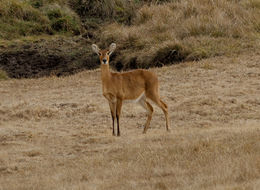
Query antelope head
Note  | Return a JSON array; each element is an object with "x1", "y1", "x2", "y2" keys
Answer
[{"x1": 92, "y1": 43, "x2": 116, "y2": 65}]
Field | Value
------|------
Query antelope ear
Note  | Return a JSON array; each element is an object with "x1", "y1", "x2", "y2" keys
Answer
[
  {"x1": 92, "y1": 44, "x2": 100, "y2": 55},
  {"x1": 109, "y1": 43, "x2": 116, "y2": 55}
]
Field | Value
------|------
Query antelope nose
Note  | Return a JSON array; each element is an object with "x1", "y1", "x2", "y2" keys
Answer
[{"x1": 103, "y1": 59, "x2": 107, "y2": 64}]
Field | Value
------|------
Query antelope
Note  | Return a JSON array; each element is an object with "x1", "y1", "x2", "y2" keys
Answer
[{"x1": 92, "y1": 43, "x2": 169, "y2": 136}]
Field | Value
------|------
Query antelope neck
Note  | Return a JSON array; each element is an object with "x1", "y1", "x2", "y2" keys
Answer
[{"x1": 101, "y1": 63, "x2": 111, "y2": 81}]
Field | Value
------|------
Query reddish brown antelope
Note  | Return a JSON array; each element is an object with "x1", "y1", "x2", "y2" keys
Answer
[{"x1": 92, "y1": 43, "x2": 169, "y2": 136}]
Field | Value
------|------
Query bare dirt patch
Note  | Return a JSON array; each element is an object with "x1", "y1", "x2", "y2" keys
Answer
[{"x1": 0, "y1": 36, "x2": 98, "y2": 78}]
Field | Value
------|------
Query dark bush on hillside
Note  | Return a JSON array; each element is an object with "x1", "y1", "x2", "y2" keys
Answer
[
  {"x1": 44, "y1": 4, "x2": 81, "y2": 34},
  {"x1": 140, "y1": 0, "x2": 173, "y2": 4},
  {"x1": 69, "y1": 0, "x2": 136, "y2": 24},
  {"x1": 51, "y1": 16, "x2": 80, "y2": 34},
  {"x1": 0, "y1": 70, "x2": 9, "y2": 80},
  {"x1": 29, "y1": 0, "x2": 44, "y2": 8},
  {"x1": 153, "y1": 44, "x2": 190, "y2": 66},
  {"x1": 47, "y1": 9, "x2": 62, "y2": 20}
]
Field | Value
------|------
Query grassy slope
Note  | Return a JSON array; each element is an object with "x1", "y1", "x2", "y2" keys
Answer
[
  {"x1": 1, "y1": 0, "x2": 260, "y2": 78},
  {"x1": 0, "y1": 0, "x2": 84, "y2": 79},
  {"x1": 0, "y1": 0, "x2": 138, "y2": 78},
  {"x1": 0, "y1": 52, "x2": 259, "y2": 189},
  {"x1": 100, "y1": 0, "x2": 260, "y2": 69},
  {"x1": 0, "y1": 0, "x2": 81, "y2": 40}
]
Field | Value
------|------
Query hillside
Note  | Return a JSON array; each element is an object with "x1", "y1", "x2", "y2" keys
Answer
[
  {"x1": 0, "y1": 0, "x2": 260, "y2": 78},
  {"x1": 0, "y1": 52, "x2": 260, "y2": 189}
]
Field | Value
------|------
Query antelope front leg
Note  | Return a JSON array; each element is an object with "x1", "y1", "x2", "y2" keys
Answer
[
  {"x1": 104, "y1": 93, "x2": 117, "y2": 136},
  {"x1": 108, "y1": 102, "x2": 116, "y2": 136},
  {"x1": 116, "y1": 99, "x2": 123, "y2": 136}
]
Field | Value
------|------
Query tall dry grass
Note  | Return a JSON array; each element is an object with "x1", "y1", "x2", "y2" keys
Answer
[
  {"x1": 68, "y1": 0, "x2": 139, "y2": 26},
  {"x1": 100, "y1": 0, "x2": 260, "y2": 69}
]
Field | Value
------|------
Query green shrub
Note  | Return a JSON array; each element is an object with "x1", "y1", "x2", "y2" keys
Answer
[
  {"x1": 29, "y1": 0, "x2": 44, "y2": 8},
  {"x1": 0, "y1": 0, "x2": 81, "y2": 39},
  {"x1": 51, "y1": 16, "x2": 80, "y2": 34},
  {"x1": 44, "y1": 4, "x2": 81, "y2": 34},
  {"x1": 47, "y1": 8, "x2": 62, "y2": 20},
  {"x1": 0, "y1": 70, "x2": 9, "y2": 80},
  {"x1": 0, "y1": 0, "x2": 50, "y2": 39},
  {"x1": 0, "y1": 18, "x2": 52, "y2": 39}
]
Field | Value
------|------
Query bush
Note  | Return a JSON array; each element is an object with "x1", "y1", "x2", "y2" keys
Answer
[
  {"x1": 44, "y1": 4, "x2": 81, "y2": 34},
  {"x1": 0, "y1": 70, "x2": 9, "y2": 80},
  {"x1": 69, "y1": 0, "x2": 137, "y2": 24},
  {"x1": 29, "y1": 0, "x2": 44, "y2": 8},
  {"x1": 47, "y1": 8, "x2": 62, "y2": 20},
  {"x1": 50, "y1": 16, "x2": 80, "y2": 34}
]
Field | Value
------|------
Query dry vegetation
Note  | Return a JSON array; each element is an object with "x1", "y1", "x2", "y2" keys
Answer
[
  {"x1": 1, "y1": 0, "x2": 260, "y2": 189},
  {"x1": 1, "y1": 52, "x2": 260, "y2": 189},
  {"x1": 1, "y1": 0, "x2": 260, "y2": 78},
  {"x1": 100, "y1": 0, "x2": 260, "y2": 68}
]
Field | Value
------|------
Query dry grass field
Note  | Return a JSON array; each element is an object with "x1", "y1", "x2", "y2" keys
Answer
[{"x1": 0, "y1": 52, "x2": 260, "y2": 190}]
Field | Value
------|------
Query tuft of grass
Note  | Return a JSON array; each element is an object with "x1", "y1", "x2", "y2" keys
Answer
[
  {"x1": 0, "y1": 0, "x2": 48, "y2": 22},
  {"x1": 28, "y1": 0, "x2": 44, "y2": 8},
  {"x1": 68, "y1": 0, "x2": 137, "y2": 25},
  {"x1": 0, "y1": 70, "x2": 9, "y2": 80},
  {"x1": 44, "y1": 4, "x2": 81, "y2": 35}
]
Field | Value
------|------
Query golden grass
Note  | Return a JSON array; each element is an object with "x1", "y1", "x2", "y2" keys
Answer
[
  {"x1": 100, "y1": 0, "x2": 260, "y2": 68},
  {"x1": 0, "y1": 53, "x2": 260, "y2": 189}
]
